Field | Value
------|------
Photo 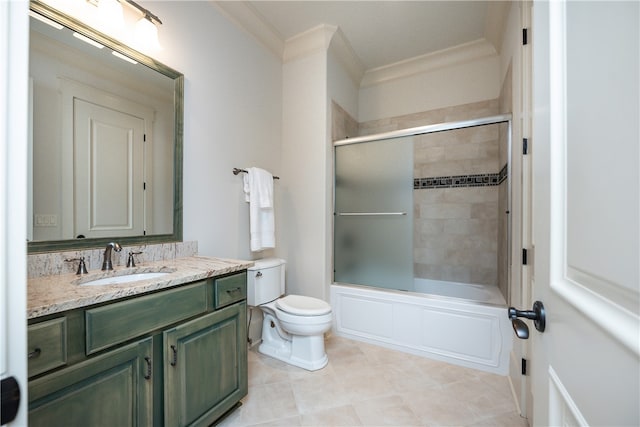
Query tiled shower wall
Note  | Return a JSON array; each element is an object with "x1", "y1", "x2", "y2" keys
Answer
[
  {"x1": 332, "y1": 101, "x2": 359, "y2": 141},
  {"x1": 412, "y1": 125, "x2": 501, "y2": 285}
]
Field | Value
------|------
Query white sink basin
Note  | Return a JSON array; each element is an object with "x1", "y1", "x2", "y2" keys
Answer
[{"x1": 79, "y1": 272, "x2": 171, "y2": 286}]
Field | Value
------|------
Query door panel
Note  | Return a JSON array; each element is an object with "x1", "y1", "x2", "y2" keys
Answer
[
  {"x1": 74, "y1": 99, "x2": 145, "y2": 238},
  {"x1": 164, "y1": 303, "x2": 248, "y2": 427},
  {"x1": 532, "y1": 1, "x2": 639, "y2": 425},
  {"x1": 28, "y1": 338, "x2": 153, "y2": 427}
]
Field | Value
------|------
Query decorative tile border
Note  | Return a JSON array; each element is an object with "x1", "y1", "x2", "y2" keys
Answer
[
  {"x1": 498, "y1": 163, "x2": 508, "y2": 185},
  {"x1": 414, "y1": 164, "x2": 508, "y2": 189}
]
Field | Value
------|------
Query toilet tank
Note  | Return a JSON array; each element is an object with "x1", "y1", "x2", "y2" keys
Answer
[{"x1": 246, "y1": 258, "x2": 286, "y2": 306}]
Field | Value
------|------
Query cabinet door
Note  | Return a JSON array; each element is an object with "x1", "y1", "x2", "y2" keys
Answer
[
  {"x1": 28, "y1": 337, "x2": 153, "y2": 427},
  {"x1": 164, "y1": 302, "x2": 248, "y2": 427}
]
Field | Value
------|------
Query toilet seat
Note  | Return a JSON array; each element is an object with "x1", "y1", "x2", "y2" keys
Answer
[
  {"x1": 276, "y1": 295, "x2": 331, "y2": 316},
  {"x1": 262, "y1": 298, "x2": 332, "y2": 329}
]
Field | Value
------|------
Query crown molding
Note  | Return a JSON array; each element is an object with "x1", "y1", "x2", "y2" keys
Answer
[
  {"x1": 328, "y1": 27, "x2": 365, "y2": 86},
  {"x1": 282, "y1": 23, "x2": 336, "y2": 63},
  {"x1": 281, "y1": 25, "x2": 365, "y2": 87},
  {"x1": 212, "y1": 1, "x2": 364, "y2": 85},
  {"x1": 212, "y1": 1, "x2": 284, "y2": 60},
  {"x1": 361, "y1": 38, "x2": 498, "y2": 88},
  {"x1": 213, "y1": 2, "x2": 497, "y2": 89}
]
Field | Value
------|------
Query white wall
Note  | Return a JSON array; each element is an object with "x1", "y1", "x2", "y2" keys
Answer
[
  {"x1": 280, "y1": 46, "x2": 329, "y2": 299},
  {"x1": 358, "y1": 54, "x2": 501, "y2": 122},
  {"x1": 278, "y1": 27, "x2": 360, "y2": 302},
  {"x1": 147, "y1": 1, "x2": 283, "y2": 261},
  {"x1": 327, "y1": 49, "x2": 359, "y2": 121}
]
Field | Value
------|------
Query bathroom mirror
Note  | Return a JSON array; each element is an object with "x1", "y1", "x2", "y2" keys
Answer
[{"x1": 28, "y1": 0, "x2": 183, "y2": 253}]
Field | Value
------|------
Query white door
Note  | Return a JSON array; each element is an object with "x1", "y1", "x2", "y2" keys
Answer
[
  {"x1": 74, "y1": 99, "x2": 145, "y2": 238},
  {"x1": 530, "y1": 1, "x2": 639, "y2": 425},
  {"x1": 1, "y1": 0, "x2": 29, "y2": 425}
]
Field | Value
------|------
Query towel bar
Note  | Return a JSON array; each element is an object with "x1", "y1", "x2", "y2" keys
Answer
[{"x1": 233, "y1": 168, "x2": 280, "y2": 179}]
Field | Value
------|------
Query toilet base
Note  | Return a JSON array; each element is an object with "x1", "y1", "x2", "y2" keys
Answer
[{"x1": 259, "y1": 314, "x2": 329, "y2": 371}]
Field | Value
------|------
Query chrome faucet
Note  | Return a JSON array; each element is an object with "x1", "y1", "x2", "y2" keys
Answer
[{"x1": 102, "y1": 242, "x2": 122, "y2": 271}]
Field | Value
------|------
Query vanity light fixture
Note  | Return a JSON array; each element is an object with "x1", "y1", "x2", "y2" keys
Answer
[
  {"x1": 73, "y1": 32, "x2": 105, "y2": 49},
  {"x1": 121, "y1": 0, "x2": 162, "y2": 26}
]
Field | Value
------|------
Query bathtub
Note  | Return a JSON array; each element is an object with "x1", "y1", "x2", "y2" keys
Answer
[
  {"x1": 330, "y1": 280, "x2": 512, "y2": 375},
  {"x1": 413, "y1": 278, "x2": 506, "y2": 305}
]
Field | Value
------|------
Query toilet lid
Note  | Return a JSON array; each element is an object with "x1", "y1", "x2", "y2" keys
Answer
[{"x1": 276, "y1": 295, "x2": 331, "y2": 316}]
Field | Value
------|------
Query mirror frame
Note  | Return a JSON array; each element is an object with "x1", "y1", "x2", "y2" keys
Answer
[{"x1": 28, "y1": 0, "x2": 183, "y2": 253}]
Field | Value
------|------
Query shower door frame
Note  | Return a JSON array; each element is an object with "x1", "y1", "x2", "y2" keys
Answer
[{"x1": 332, "y1": 114, "x2": 513, "y2": 299}]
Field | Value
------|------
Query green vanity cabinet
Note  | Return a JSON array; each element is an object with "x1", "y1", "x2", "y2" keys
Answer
[{"x1": 28, "y1": 271, "x2": 249, "y2": 426}]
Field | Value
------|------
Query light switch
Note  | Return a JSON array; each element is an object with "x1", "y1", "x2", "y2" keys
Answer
[{"x1": 35, "y1": 214, "x2": 58, "y2": 227}]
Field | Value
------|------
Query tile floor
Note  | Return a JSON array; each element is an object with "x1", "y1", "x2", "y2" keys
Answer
[{"x1": 217, "y1": 335, "x2": 529, "y2": 427}]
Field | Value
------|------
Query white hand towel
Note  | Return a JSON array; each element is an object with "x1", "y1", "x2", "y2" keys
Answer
[{"x1": 243, "y1": 167, "x2": 275, "y2": 252}]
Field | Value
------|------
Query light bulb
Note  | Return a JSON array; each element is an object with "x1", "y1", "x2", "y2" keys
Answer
[
  {"x1": 96, "y1": 0, "x2": 124, "y2": 35},
  {"x1": 134, "y1": 16, "x2": 162, "y2": 52}
]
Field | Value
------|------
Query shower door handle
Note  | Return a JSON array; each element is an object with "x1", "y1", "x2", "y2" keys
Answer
[
  {"x1": 336, "y1": 212, "x2": 407, "y2": 216},
  {"x1": 507, "y1": 301, "x2": 546, "y2": 339}
]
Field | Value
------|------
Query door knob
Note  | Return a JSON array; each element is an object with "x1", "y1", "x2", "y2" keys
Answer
[
  {"x1": 1, "y1": 376, "x2": 21, "y2": 424},
  {"x1": 507, "y1": 301, "x2": 546, "y2": 339}
]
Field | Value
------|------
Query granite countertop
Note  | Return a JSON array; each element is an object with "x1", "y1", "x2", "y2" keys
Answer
[{"x1": 28, "y1": 256, "x2": 254, "y2": 319}]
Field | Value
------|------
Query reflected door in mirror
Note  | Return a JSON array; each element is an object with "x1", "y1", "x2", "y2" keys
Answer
[{"x1": 74, "y1": 99, "x2": 144, "y2": 238}]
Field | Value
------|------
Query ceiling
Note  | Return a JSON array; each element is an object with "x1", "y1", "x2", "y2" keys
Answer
[{"x1": 238, "y1": 1, "x2": 510, "y2": 71}]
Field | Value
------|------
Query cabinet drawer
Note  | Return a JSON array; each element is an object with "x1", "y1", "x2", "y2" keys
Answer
[
  {"x1": 28, "y1": 317, "x2": 67, "y2": 377},
  {"x1": 85, "y1": 281, "x2": 208, "y2": 354},
  {"x1": 214, "y1": 272, "x2": 247, "y2": 309}
]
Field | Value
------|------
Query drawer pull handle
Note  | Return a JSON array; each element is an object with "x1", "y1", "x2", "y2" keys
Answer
[
  {"x1": 170, "y1": 345, "x2": 177, "y2": 366},
  {"x1": 226, "y1": 287, "x2": 241, "y2": 295},
  {"x1": 28, "y1": 348, "x2": 41, "y2": 359},
  {"x1": 144, "y1": 357, "x2": 152, "y2": 380}
]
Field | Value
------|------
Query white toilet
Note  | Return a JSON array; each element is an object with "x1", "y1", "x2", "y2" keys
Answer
[{"x1": 247, "y1": 258, "x2": 332, "y2": 371}]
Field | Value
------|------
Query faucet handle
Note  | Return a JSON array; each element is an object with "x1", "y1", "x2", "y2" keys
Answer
[
  {"x1": 65, "y1": 257, "x2": 89, "y2": 275},
  {"x1": 127, "y1": 251, "x2": 143, "y2": 268}
]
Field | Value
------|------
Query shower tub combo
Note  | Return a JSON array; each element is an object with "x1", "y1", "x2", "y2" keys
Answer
[{"x1": 331, "y1": 115, "x2": 513, "y2": 375}]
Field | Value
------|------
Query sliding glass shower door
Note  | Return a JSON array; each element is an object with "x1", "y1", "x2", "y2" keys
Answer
[{"x1": 334, "y1": 136, "x2": 414, "y2": 291}]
